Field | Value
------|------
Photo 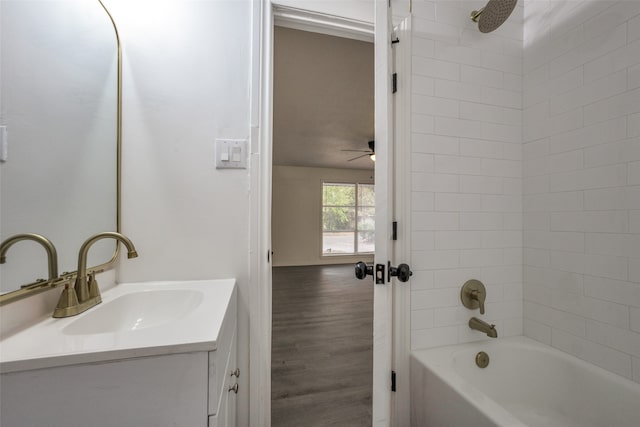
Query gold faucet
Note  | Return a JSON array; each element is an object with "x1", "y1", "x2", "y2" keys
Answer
[
  {"x1": 0, "y1": 233, "x2": 59, "y2": 281},
  {"x1": 460, "y1": 279, "x2": 487, "y2": 314},
  {"x1": 469, "y1": 317, "x2": 498, "y2": 338},
  {"x1": 53, "y1": 232, "x2": 138, "y2": 318}
]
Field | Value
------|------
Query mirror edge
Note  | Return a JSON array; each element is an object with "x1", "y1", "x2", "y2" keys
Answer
[{"x1": 0, "y1": 0, "x2": 122, "y2": 307}]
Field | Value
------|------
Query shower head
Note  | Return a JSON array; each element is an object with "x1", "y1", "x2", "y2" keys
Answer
[{"x1": 471, "y1": 0, "x2": 518, "y2": 33}]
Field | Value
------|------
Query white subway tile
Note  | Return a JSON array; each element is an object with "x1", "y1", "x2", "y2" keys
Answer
[
  {"x1": 482, "y1": 159, "x2": 522, "y2": 178},
  {"x1": 461, "y1": 65, "x2": 503, "y2": 89},
  {"x1": 583, "y1": 211, "x2": 628, "y2": 233},
  {"x1": 632, "y1": 307, "x2": 640, "y2": 333},
  {"x1": 481, "y1": 122, "x2": 521, "y2": 143},
  {"x1": 584, "y1": 275, "x2": 640, "y2": 307},
  {"x1": 503, "y1": 283, "x2": 524, "y2": 301},
  {"x1": 460, "y1": 102, "x2": 521, "y2": 126},
  {"x1": 634, "y1": 357, "x2": 640, "y2": 383},
  {"x1": 433, "y1": 40, "x2": 482, "y2": 66},
  {"x1": 550, "y1": 164, "x2": 627, "y2": 192},
  {"x1": 584, "y1": 254, "x2": 628, "y2": 281},
  {"x1": 459, "y1": 248, "x2": 504, "y2": 268},
  {"x1": 483, "y1": 265, "x2": 522, "y2": 284},
  {"x1": 411, "y1": 326, "x2": 458, "y2": 350},
  {"x1": 629, "y1": 161, "x2": 640, "y2": 185},
  {"x1": 433, "y1": 306, "x2": 466, "y2": 327},
  {"x1": 631, "y1": 210, "x2": 640, "y2": 234},
  {"x1": 630, "y1": 64, "x2": 640, "y2": 90},
  {"x1": 629, "y1": 13, "x2": 640, "y2": 43},
  {"x1": 482, "y1": 87, "x2": 522, "y2": 109},
  {"x1": 631, "y1": 262, "x2": 640, "y2": 284},
  {"x1": 481, "y1": 50, "x2": 522, "y2": 74},
  {"x1": 411, "y1": 172, "x2": 459, "y2": 192},
  {"x1": 460, "y1": 175, "x2": 503, "y2": 194},
  {"x1": 549, "y1": 232, "x2": 584, "y2": 253},
  {"x1": 584, "y1": 187, "x2": 629, "y2": 211},
  {"x1": 412, "y1": 75, "x2": 435, "y2": 96},
  {"x1": 552, "y1": 328, "x2": 633, "y2": 379},
  {"x1": 584, "y1": 39, "x2": 640, "y2": 83},
  {"x1": 524, "y1": 230, "x2": 549, "y2": 249},
  {"x1": 434, "y1": 268, "x2": 482, "y2": 288},
  {"x1": 523, "y1": 138, "x2": 549, "y2": 159},
  {"x1": 481, "y1": 195, "x2": 522, "y2": 213},
  {"x1": 411, "y1": 309, "x2": 435, "y2": 330},
  {"x1": 503, "y1": 72, "x2": 522, "y2": 92},
  {"x1": 549, "y1": 150, "x2": 583, "y2": 173},
  {"x1": 459, "y1": 138, "x2": 503, "y2": 159},
  {"x1": 583, "y1": 88, "x2": 640, "y2": 126},
  {"x1": 630, "y1": 114, "x2": 640, "y2": 137},
  {"x1": 412, "y1": 133, "x2": 460, "y2": 155},
  {"x1": 549, "y1": 117, "x2": 627, "y2": 154},
  {"x1": 434, "y1": 230, "x2": 481, "y2": 250},
  {"x1": 411, "y1": 270, "x2": 435, "y2": 290},
  {"x1": 411, "y1": 153, "x2": 435, "y2": 172},
  {"x1": 586, "y1": 320, "x2": 640, "y2": 358},
  {"x1": 524, "y1": 212, "x2": 549, "y2": 231},
  {"x1": 412, "y1": 231, "x2": 435, "y2": 251},
  {"x1": 586, "y1": 233, "x2": 640, "y2": 258},
  {"x1": 524, "y1": 283, "x2": 552, "y2": 305},
  {"x1": 524, "y1": 318, "x2": 552, "y2": 345},
  {"x1": 434, "y1": 79, "x2": 482, "y2": 103},
  {"x1": 412, "y1": 211, "x2": 459, "y2": 231},
  {"x1": 434, "y1": 193, "x2": 482, "y2": 212},
  {"x1": 411, "y1": 288, "x2": 460, "y2": 310},
  {"x1": 460, "y1": 212, "x2": 504, "y2": 230},
  {"x1": 550, "y1": 251, "x2": 585, "y2": 275},
  {"x1": 411, "y1": 191, "x2": 435, "y2": 211},
  {"x1": 412, "y1": 94, "x2": 459, "y2": 118},
  {"x1": 413, "y1": 56, "x2": 460, "y2": 81},
  {"x1": 524, "y1": 175, "x2": 550, "y2": 194},
  {"x1": 551, "y1": 212, "x2": 583, "y2": 231},
  {"x1": 412, "y1": 36, "x2": 435, "y2": 58},
  {"x1": 412, "y1": 114, "x2": 435, "y2": 134},
  {"x1": 435, "y1": 117, "x2": 483, "y2": 138},
  {"x1": 549, "y1": 107, "x2": 583, "y2": 137},
  {"x1": 524, "y1": 248, "x2": 551, "y2": 268},
  {"x1": 481, "y1": 230, "x2": 522, "y2": 248}
]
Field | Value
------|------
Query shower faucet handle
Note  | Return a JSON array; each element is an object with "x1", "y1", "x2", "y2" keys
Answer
[{"x1": 461, "y1": 279, "x2": 487, "y2": 314}]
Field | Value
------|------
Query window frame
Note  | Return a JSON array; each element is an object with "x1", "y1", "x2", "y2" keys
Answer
[{"x1": 321, "y1": 181, "x2": 375, "y2": 256}]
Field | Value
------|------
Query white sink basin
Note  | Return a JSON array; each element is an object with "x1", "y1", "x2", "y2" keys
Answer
[
  {"x1": 63, "y1": 290, "x2": 204, "y2": 335},
  {"x1": 0, "y1": 279, "x2": 236, "y2": 374}
]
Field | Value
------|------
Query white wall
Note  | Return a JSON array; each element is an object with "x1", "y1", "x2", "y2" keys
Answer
[
  {"x1": 408, "y1": 0, "x2": 524, "y2": 351},
  {"x1": 272, "y1": 165, "x2": 374, "y2": 266},
  {"x1": 104, "y1": 0, "x2": 253, "y2": 423},
  {"x1": 523, "y1": 0, "x2": 640, "y2": 383}
]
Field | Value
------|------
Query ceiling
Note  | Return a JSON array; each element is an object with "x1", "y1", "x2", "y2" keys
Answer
[{"x1": 273, "y1": 26, "x2": 375, "y2": 171}]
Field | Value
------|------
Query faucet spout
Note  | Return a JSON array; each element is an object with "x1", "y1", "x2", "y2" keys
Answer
[
  {"x1": 469, "y1": 317, "x2": 498, "y2": 338},
  {"x1": 75, "y1": 232, "x2": 138, "y2": 303},
  {"x1": 0, "y1": 233, "x2": 58, "y2": 281}
]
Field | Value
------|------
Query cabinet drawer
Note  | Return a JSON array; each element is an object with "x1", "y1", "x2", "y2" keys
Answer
[{"x1": 208, "y1": 289, "x2": 237, "y2": 415}]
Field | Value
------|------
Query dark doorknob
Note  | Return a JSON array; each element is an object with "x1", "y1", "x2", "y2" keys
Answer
[
  {"x1": 389, "y1": 263, "x2": 412, "y2": 283},
  {"x1": 354, "y1": 261, "x2": 374, "y2": 280}
]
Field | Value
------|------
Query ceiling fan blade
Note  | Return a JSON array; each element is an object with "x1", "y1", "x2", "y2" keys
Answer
[{"x1": 348, "y1": 154, "x2": 370, "y2": 161}]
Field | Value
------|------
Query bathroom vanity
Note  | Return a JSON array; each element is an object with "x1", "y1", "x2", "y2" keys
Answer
[{"x1": 0, "y1": 279, "x2": 237, "y2": 427}]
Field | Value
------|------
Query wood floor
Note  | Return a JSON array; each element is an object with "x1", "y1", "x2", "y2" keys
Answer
[{"x1": 271, "y1": 264, "x2": 373, "y2": 427}]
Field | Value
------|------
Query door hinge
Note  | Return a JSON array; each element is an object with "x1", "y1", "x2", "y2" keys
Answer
[
  {"x1": 392, "y1": 73, "x2": 398, "y2": 94},
  {"x1": 391, "y1": 370, "x2": 396, "y2": 392},
  {"x1": 392, "y1": 221, "x2": 398, "y2": 240}
]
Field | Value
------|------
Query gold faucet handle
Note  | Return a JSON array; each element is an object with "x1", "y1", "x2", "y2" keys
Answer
[
  {"x1": 461, "y1": 279, "x2": 487, "y2": 314},
  {"x1": 88, "y1": 272, "x2": 101, "y2": 300}
]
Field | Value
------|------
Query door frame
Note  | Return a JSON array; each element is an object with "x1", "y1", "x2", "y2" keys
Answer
[{"x1": 248, "y1": 2, "x2": 406, "y2": 425}]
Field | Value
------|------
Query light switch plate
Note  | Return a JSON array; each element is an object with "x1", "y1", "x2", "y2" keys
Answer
[{"x1": 215, "y1": 139, "x2": 247, "y2": 169}]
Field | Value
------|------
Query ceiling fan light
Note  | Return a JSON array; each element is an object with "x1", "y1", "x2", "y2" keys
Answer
[{"x1": 370, "y1": 153, "x2": 376, "y2": 161}]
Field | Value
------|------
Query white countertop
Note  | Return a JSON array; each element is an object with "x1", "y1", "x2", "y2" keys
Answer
[{"x1": 0, "y1": 279, "x2": 236, "y2": 374}]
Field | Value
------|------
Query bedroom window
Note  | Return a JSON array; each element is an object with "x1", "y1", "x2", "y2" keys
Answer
[{"x1": 322, "y1": 182, "x2": 375, "y2": 255}]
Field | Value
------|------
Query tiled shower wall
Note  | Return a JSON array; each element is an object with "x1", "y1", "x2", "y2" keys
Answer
[
  {"x1": 409, "y1": 0, "x2": 524, "y2": 350},
  {"x1": 523, "y1": 0, "x2": 640, "y2": 382}
]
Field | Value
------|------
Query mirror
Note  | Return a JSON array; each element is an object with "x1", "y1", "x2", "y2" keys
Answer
[{"x1": 0, "y1": 0, "x2": 119, "y2": 297}]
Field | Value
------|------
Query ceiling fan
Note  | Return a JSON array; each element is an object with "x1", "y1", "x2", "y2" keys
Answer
[{"x1": 342, "y1": 140, "x2": 375, "y2": 162}]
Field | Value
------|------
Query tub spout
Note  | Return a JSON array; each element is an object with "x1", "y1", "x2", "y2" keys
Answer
[{"x1": 469, "y1": 317, "x2": 497, "y2": 338}]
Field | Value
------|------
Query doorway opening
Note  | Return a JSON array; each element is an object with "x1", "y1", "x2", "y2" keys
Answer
[{"x1": 270, "y1": 21, "x2": 375, "y2": 426}]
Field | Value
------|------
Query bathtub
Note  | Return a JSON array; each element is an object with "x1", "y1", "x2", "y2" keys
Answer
[{"x1": 410, "y1": 336, "x2": 640, "y2": 427}]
